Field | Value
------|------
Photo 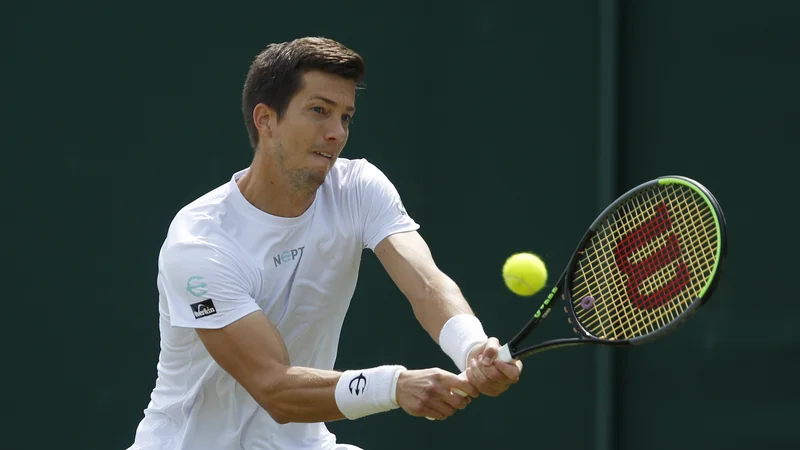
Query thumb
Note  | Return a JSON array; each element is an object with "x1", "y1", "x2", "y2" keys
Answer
[{"x1": 480, "y1": 337, "x2": 501, "y2": 365}]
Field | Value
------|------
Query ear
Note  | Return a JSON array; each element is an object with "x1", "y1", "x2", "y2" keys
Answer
[{"x1": 253, "y1": 103, "x2": 275, "y2": 139}]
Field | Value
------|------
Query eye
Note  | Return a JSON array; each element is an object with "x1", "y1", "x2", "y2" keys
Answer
[
  {"x1": 342, "y1": 114, "x2": 353, "y2": 124},
  {"x1": 311, "y1": 106, "x2": 326, "y2": 114}
]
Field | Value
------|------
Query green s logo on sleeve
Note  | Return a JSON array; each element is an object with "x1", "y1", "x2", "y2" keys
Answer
[{"x1": 186, "y1": 276, "x2": 208, "y2": 298}]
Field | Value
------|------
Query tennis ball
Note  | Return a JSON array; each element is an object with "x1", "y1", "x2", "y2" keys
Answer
[{"x1": 502, "y1": 252, "x2": 548, "y2": 297}]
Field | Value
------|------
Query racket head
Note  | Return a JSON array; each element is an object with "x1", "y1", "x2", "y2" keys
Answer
[{"x1": 563, "y1": 175, "x2": 727, "y2": 346}]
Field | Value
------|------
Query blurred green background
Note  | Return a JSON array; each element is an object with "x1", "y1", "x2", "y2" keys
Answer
[{"x1": 5, "y1": 1, "x2": 798, "y2": 449}]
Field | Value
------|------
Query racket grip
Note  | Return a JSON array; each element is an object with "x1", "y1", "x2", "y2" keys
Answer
[
  {"x1": 497, "y1": 343, "x2": 513, "y2": 363},
  {"x1": 452, "y1": 388, "x2": 468, "y2": 397}
]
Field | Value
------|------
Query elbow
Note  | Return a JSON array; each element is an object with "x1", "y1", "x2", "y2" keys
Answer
[
  {"x1": 260, "y1": 395, "x2": 292, "y2": 425},
  {"x1": 266, "y1": 408, "x2": 291, "y2": 425},
  {"x1": 411, "y1": 273, "x2": 459, "y2": 306},
  {"x1": 256, "y1": 377, "x2": 293, "y2": 425}
]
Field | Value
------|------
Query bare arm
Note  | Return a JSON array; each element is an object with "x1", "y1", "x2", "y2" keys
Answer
[
  {"x1": 374, "y1": 231, "x2": 524, "y2": 397},
  {"x1": 196, "y1": 311, "x2": 344, "y2": 424},
  {"x1": 196, "y1": 310, "x2": 477, "y2": 424},
  {"x1": 374, "y1": 230, "x2": 474, "y2": 343},
  {"x1": 164, "y1": 239, "x2": 475, "y2": 424}
]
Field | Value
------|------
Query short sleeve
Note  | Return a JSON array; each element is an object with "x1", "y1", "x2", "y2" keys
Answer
[
  {"x1": 357, "y1": 160, "x2": 420, "y2": 250},
  {"x1": 159, "y1": 241, "x2": 262, "y2": 329}
]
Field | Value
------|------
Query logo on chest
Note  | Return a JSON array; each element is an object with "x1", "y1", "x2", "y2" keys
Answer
[{"x1": 273, "y1": 246, "x2": 305, "y2": 267}]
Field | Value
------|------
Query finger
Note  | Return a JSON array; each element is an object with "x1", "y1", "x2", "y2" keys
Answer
[
  {"x1": 472, "y1": 359, "x2": 506, "y2": 389},
  {"x1": 422, "y1": 404, "x2": 446, "y2": 421},
  {"x1": 465, "y1": 367, "x2": 480, "y2": 396},
  {"x1": 493, "y1": 360, "x2": 522, "y2": 382},
  {"x1": 415, "y1": 402, "x2": 445, "y2": 421},
  {"x1": 442, "y1": 372, "x2": 479, "y2": 398},
  {"x1": 478, "y1": 362, "x2": 511, "y2": 383},
  {"x1": 441, "y1": 391, "x2": 471, "y2": 410},
  {"x1": 427, "y1": 397, "x2": 457, "y2": 419},
  {"x1": 465, "y1": 366, "x2": 479, "y2": 390},
  {"x1": 418, "y1": 401, "x2": 450, "y2": 421},
  {"x1": 437, "y1": 386, "x2": 471, "y2": 410},
  {"x1": 467, "y1": 342, "x2": 485, "y2": 364},
  {"x1": 480, "y1": 337, "x2": 501, "y2": 365},
  {"x1": 467, "y1": 358, "x2": 488, "y2": 386},
  {"x1": 468, "y1": 359, "x2": 504, "y2": 396}
]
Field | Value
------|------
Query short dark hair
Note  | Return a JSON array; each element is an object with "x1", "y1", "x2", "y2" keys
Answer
[{"x1": 241, "y1": 37, "x2": 366, "y2": 149}]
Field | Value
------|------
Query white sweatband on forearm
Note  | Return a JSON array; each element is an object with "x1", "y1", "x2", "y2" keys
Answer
[
  {"x1": 438, "y1": 314, "x2": 489, "y2": 372},
  {"x1": 335, "y1": 365, "x2": 406, "y2": 420}
]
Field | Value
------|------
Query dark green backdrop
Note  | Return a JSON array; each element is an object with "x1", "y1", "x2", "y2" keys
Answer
[{"x1": 5, "y1": 1, "x2": 798, "y2": 449}]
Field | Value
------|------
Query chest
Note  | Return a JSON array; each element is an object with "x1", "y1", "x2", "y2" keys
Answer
[{"x1": 249, "y1": 219, "x2": 364, "y2": 327}]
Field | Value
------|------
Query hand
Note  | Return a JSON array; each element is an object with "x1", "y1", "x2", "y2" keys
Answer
[
  {"x1": 395, "y1": 368, "x2": 479, "y2": 420},
  {"x1": 465, "y1": 337, "x2": 523, "y2": 397}
]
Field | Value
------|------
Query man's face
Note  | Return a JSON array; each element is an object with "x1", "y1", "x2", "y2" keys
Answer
[{"x1": 262, "y1": 70, "x2": 356, "y2": 192}]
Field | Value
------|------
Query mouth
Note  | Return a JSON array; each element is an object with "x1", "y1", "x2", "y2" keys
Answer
[{"x1": 313, "y1": 151, "x2": 334, "y2": 160}]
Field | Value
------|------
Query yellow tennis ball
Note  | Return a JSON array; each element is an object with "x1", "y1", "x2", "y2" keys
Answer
[{"x1": 502, "y1": 252, "x2": 548, "y2": 296}]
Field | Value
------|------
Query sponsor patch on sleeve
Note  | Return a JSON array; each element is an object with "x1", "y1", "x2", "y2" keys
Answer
[{"x1": 190, "y1": 299, "x2": 218, "y2": 319}]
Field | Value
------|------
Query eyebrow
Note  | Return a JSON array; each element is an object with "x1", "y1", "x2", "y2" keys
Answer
[{"x1": 309, "y1": 95, "x2": 355, "y2": 112}]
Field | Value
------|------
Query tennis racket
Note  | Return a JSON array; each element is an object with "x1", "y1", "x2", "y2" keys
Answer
[{"x1": 493, "y1": 175, "x2": 728, "y2": 363}]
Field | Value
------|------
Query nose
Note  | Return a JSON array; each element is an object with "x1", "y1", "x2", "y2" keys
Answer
[{"x1": 325, "y1": 119, "x2": 347, "y2": 144}]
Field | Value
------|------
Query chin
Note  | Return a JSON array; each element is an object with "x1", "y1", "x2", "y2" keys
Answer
[
  {"x1": 310, "y1": 175, "x2": 326, "y2": 187},
  {"x1": 303, "y1": 156, "x2": 337, "y2": 188},
  {"x1": 305, "y1": 169, "x2": 328, "y2": 189}
]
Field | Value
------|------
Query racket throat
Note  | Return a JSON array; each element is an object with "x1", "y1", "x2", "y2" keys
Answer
[{"x1": 515, "y1": 338, "x2": 614, "y2": 359}]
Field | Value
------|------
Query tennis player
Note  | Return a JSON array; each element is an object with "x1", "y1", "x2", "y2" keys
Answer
[{"x1": 127, "y1": 36, "x2": 523, "y2": 450}]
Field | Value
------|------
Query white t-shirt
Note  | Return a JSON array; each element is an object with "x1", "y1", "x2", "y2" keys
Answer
[{"x1": 128, "y1": 158, "x2": 419, "y2": 450}]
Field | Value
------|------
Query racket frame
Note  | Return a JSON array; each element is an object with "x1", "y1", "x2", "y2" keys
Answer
[{"x1": 502, "y1": 175, "x2": 728, "y2": 361}]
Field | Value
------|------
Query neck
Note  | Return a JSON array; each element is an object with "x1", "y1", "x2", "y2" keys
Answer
[{"x1": 237, "y1": 151, "x2": 316, "y2": 218}]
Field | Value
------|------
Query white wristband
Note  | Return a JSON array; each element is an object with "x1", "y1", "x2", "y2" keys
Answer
[
  {"x1": 335, "y1": 365, "x2": 406, "y2": 420},
  {"x1": 439, "y1": 314, "x2": 488, "y2": 372}
]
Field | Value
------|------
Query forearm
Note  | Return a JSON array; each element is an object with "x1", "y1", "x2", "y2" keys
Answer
[
  {"x1": 373, "y1": 231, "x2": 488, "y2": 372},
  {"x1": 259, "y1": 364, "x2": 405, "y2": 424},
  {"x1": 260, "y1": 366, "x2": 343, "y2": 424},
  {"x1": 409, "y1": 272, "x2": 474, "y2": 343},
  {"x1": 409, "y1": 273, "x2": 489, "y2": 372}
]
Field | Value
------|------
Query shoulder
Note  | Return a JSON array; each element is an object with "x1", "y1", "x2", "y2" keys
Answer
[
  {"x1": 158, "y1": 236, "x2": 254, "y2": 296},
  {"x1": 164, "y1": 170, "x2": 247, "y2": 242},
  {"x1": 160, "y1": 182, "x2": 245, "y2": 269},
  {"x1": 328, "y1": 157, "x2": 389, "y2": 183},
  {"x1": 327, "y1": 157, "x2": 396, "y2": 192}
]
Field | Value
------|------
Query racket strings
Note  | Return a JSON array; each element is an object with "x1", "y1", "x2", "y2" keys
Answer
[
  {"x1": 570, "y1": 184, "x2": 719, "y2": 340},
  {"x1": 584, "y1": 200, "x2": 648, "y2": 339},
  {"x1": 599, "y1": 191, "x2": 702, "y2": 335},
  {"x1": 577, "y1": 186, "x2": 715, "y2": 338},
  {"x1": 578, "y1": 200, "x2": 650, "y2": 339},
  {"x1": 577, "y1": 188, "x2": 698, "y2": 338},
  {"x1": 577, "y1": 197, "x2": 654, "y2": 339}
]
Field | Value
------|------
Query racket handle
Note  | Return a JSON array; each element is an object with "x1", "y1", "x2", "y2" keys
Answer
[{"x1": 497, "y1": 343, "x2": 513, "y2": 363}]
